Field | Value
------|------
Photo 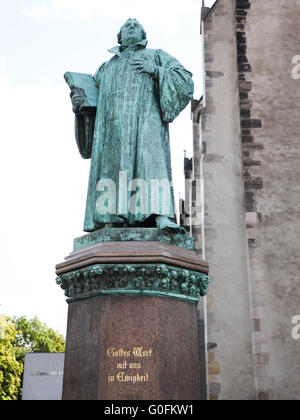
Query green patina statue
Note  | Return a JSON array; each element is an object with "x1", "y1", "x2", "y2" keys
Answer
[{"x1": 66, "y1": 18, "x2": 194, "y2": 233}]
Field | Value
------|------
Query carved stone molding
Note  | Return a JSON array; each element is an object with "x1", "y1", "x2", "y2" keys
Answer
[
  {"x1": 56, "y1": 241, "x2": 209, "y2": 275},
  {"x1": 56, "y1": 263, "x2": 210, "y2": 304}
]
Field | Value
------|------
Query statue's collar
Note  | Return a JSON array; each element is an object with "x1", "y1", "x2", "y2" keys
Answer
[{"x1": 108, "y1": 39, "x2": 148, "y2": 57}]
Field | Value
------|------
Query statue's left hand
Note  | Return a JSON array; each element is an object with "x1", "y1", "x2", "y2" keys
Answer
[
  {"x1": 71, "y1": 92, "x2": 85, "y2": 114},
  {"x1": 130, "y1": 57, "x2": 158, "y2": 79}
]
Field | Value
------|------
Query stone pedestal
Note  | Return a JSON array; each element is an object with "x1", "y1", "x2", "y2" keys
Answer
[{"x1": 56, "y1": 228, "x2": 209, "y2": 401}]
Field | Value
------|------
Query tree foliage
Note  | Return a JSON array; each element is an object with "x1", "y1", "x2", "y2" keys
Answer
[
  {"x1": 0, "y1": 315, "x2": 23, "y2": 400},
  {"x1": 9, "y1": 316, "x2": 65, "y2": 365},
  {"x1": 0, "y1": 315, "x2": 65, "y2": 400}
]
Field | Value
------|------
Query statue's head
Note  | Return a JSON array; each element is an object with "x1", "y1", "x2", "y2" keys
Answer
[{"x1": 118, "y1": 18, "x2": 147, "y2": 47}]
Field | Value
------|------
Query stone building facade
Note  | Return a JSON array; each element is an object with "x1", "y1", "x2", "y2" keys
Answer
[{"x1": 186, "y1": 0, "x2": 300, "y2": 400}]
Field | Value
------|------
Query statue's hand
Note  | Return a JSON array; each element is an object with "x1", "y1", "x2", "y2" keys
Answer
[
  {"x1": 71, "y1": 92, "x2": 85, "y2": 114},
  {"x1": 130, "y1": 57, "x2": 158, "y2": 79}
]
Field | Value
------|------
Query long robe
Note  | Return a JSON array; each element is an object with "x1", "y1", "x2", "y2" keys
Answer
[{"x1": 79, "y1": 40, "x2": 194, "y2": 232}]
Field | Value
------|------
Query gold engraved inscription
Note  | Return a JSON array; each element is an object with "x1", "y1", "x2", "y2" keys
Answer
[{"x1": 106, "y1": 346, "x2": 152, "y2": 384}]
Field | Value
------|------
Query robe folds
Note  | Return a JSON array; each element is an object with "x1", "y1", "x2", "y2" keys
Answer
[{"x1": 80, "y1": 40, "x2": 194, "y2": 232}]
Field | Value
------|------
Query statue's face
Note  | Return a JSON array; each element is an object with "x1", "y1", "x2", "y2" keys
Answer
[{"x1": 121, "y1": 19, "x2": 144, "y2": 46}]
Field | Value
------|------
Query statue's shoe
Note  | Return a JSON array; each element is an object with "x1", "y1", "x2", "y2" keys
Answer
[{"x1": 155, "y1": 216, "x2": 186, "y2": 234}]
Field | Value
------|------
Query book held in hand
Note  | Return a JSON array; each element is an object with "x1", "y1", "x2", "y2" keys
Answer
[{"x1": 64, "y1": 72, "x2": 99, "y2": 113}]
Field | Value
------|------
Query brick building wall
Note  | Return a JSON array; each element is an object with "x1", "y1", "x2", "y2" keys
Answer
[
  {"x1": 188, "y1": 0, "x2": 300, "y2": 400},
  {"x1": 240, "y1": 0, "x2": 300, "y2": 400}
]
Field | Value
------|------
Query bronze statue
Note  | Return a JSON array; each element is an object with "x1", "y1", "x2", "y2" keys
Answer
[{"x1": 65, "y1": 18, "x2": 194, "y2": 233}]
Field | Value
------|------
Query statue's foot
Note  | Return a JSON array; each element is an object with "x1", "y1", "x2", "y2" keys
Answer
[{"x1": 155, "y1": 216, "x2": 186, "y2": 234}]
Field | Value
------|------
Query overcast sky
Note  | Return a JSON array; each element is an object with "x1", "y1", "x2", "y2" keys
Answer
[{"x1": 0, "y1": 0, "x2": 215, "y2": 335}]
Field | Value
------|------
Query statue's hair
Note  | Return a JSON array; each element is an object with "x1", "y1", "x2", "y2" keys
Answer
[{"x1": 118, "y1": 19, "x2": 147, "y2": 45}]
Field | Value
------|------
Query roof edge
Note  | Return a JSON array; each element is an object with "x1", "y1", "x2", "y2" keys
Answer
[{"x1": 200, "y1": 0, "x2": 220, "y2": 33}]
